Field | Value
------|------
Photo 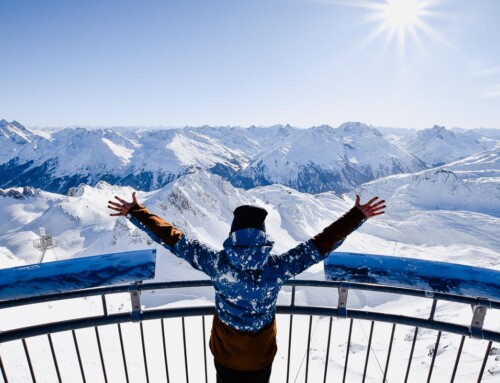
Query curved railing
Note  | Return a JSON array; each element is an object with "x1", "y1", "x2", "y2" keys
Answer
[{"x1": 1, "y1": 251, "x2": 499, "y2": 382}]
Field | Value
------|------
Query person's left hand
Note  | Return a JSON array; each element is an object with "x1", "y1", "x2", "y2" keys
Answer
[
  {"x1": 355, "y1": 195, "x2": 385, "y2": 218},
  {"x1": 108, "y1": 192, "x2": 138, "y2": 217}
]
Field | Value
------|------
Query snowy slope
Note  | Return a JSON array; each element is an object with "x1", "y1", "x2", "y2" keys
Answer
[
  {"x1": 1, "y1": 171, "x2": 499, "y2": 382},
  {"x1": 398, "y1": 125, "x2": 499, "y2": 166},
  {"x1": 0, "y1": 119, "x2": 50, "y2": 164},
  {"x1": 1, "y1": 170, "x2": 498, "y2": 275},
  {"x1": 353, "y1": 147, "x2": 500, "y2": 217}
]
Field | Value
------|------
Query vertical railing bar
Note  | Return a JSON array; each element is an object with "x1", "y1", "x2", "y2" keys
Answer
[
  {"x1": 182, "y1": 317, "x2": 190, "y2": 383},
  {"x1": 362, "y1": 321, "x2": 375, "y2": 383},
  {"x1": 47, "y1": 334, "x2": 62, "y2": 383},
  {"x1": 429, "y1": 299, "x2": 438, "y2": 321},
  {"x1": 117, "y1": 324, "x2": 130, "y2": 383},
  {"x1": 427, "y1": 330, "x2": 442, "y2": 383},
  {"x1": 286, "y1": 285, "x2": 296, "y2": 383},
  {"x1": 450, "y1": 335, "x2": 466, "y2": 383},
  {"x1": 202, "y1": 316, "x2": 208, "y2": 383},
  {"x1": 72, "y1": 330, "x2": 86, "y2": 383},
  {"x1": 161, "y1": 320, "x2": 170, "y2": 383},
  {"x1": 0, "y1": 354, "x2": 9, "y2": 383},
  {"x1": 404, "y1": 327, "x2": 419, "y2": 383},
  {"x1": 140, "y1": 322, "x2": 150, "y2": 383},
  {"x1": 382, "y1": 324, "x2": 396, "y2": 383},
  {"x1": 322, "y1": 317, "x2": 334, "y2": 383},
  {"x1": 476, "y1": 341, "x2": 492, "y2": 383},
  {"x1": 22, "y1": 339, "x2": 36, "y2": 383},
  {"x1": 342, "y1": 318, "x2": 354, "y2": 383},
  {"x1": 101, "y1": 295, "x2": 108, "y2": 317},
  {"x1": 305, "y1": 315, "x2": 313, "y2": 383},
  {"x1": 94, "y1": 327, "x2": 108, "y2": 383}
]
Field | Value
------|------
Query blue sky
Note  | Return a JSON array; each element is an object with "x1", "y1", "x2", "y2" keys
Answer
[{"x1": 0, "y1": 0, "x2": 499, "y2": 129}]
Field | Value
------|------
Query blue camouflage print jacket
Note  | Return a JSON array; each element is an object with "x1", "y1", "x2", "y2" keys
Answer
[{"x1": 128, "y1": 205, "x2": 366, "y2": 332}]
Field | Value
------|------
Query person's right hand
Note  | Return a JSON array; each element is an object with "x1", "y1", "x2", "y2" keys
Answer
[
  {"x1": 355, "y1": 195, "x2": 385, "y2": 218},
  {"x1": 108, "y1": 192, "x2": 138, "y2": 217}
]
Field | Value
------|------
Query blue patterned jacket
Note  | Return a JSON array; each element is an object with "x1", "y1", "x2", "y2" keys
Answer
[{"x1": 128, "y1": 205, "x2": 366, "y2": 332}]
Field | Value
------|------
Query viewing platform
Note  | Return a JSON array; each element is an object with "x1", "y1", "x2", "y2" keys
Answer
[{"x1": 1, "y1": 250, "x2": 499, "y2": 382}]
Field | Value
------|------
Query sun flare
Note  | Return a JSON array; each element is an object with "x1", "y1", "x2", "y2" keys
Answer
[
  {"x1": 383, "y1": 0, "x2": 423, "y2": 32},
  {"x1": 353, "y1": 0, "x2": 443, "y2": 55}
]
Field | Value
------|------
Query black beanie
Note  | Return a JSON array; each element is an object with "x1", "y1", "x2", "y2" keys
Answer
[{"x1": 230, "y1": 205, "x2": 268, "y2": 233}]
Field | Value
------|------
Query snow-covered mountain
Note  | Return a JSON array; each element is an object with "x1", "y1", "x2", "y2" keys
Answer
[
  {"x1": 229, "y1": 122, "x2": 427, "y2": 193},
  {"x1": 0, "y1": 120, "x2": 432, "y2": 195},
  {"x1": 354, "y1": 145, "x2": 499, "y2": 211},
  {"x1": 1, "y1": 170, "x2": 498, "y2": 273},
  {"x1": 0, "y1": 122, "x2": 302, "y2": 193},
  {"x1": 397, "y1": 125, "x2": 498, "y2": 166},
  {"x1": 0, "y1": 119, "x2": 50, "y2": 164}
]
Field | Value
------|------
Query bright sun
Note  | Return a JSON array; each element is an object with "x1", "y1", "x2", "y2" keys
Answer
[
  {"x1": 383, "y1": 0, "x2": 423, "y2": 32},
  {"x1": 355, "y1": 0, "x2": 441, "y2": 54}
]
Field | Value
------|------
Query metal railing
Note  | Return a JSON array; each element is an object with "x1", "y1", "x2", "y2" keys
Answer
[{"x1": 1, "y1": 278, "x2": 499, "y2": 382}]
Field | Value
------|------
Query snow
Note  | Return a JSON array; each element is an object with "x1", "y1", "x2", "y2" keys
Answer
[
  {"x1": 0, "y1": 122, "x2": 499, "y2": 381},
  {"x1": 101, "y1": 138, "x2": 134, "y2": 165}
]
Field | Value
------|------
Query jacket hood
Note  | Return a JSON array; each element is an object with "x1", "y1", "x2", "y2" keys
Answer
[{"x1": 222, "y1": 228, "x2": 274, "y2": 270}]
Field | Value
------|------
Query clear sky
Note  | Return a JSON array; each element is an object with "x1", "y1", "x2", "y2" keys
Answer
[{"x1": 0, "y1": 0, "x2": 499, "y2": 130}]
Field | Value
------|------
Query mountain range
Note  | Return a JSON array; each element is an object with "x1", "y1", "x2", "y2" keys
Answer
[{"x1": 2, "y1": 119, "x2": 498, "y2": 195}]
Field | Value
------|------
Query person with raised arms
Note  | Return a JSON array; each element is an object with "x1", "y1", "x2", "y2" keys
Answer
[{"x1": 109, "y1": 193, "x2": 385, "y2": 383}]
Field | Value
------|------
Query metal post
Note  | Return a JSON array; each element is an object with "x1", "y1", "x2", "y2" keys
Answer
[
  {"x1": 342, "y1": 319, "x2": 354, "y2": 383},
  {"x1": 338, "y1": 286, "x2": 349, "y2": 318},
  {"x1": 383, "y1": 324, "x2": 396, "y2": 383},
  {"x1": 362, "y1": 321, "x2": 375, "y2": 383},
  {"x1": 72, "y1": 330, "x2": 86, "y2": 383},
  {"x1": 22, "y1": 339, "x2": 36, "y2": 383},
  {"x1": 404, "y1": 327, "x2": 419, "y2": 383},
  {"x1": 182, "y1": 317, "x2": 190, "y2": 383},
  {"x1": 47, "y1": 334, "x2": 62, "y2": 383},
  {"x1": 129, "y1": 284, "x2": 142, "y2": 322},
  {"x1": 94, "y1": 327, "x2": 108, "y2": 383},
  {"x1": 427, "y1": 331, "x2": 442, "y2": 383},
  {"x1": 202, "y1": 317, "x2": 208, "y2": 383},
  {"x1": 470, "y1": 305, "x2": 488, "y2": 339},
  {"x1": 117, "y1": 324, "x2": 130, "y2": 383},
  {"x1": 101, "y1": 295, "x2": 108, "y2": 317},
  {"x1": 323, "y1": 317, "x2": 334, "y2": 383},
  {"x1": 1, "y1": 354, "x2": 9, "y2": 383},
  {"x1": 286, "y1": 285, "x2": 296, "y2": 383},
  {"x1": 429, "y1": 299, "x2": 438, "y2": 321},
  {"x1": 139, "y1": 323, "x2": 150, "y2": 383},
  {"x1": 477, "y1": 341, "x2": 492, "y2": 383},
  {"x1": 305, "y1": 316, "x2": 313, "y2": 383},
  {"x1": 161, "y1": 320, "x2": 170, "y2": 383},
  {"x1": 450, "y1": 336, "x2": 465, "y2": 383}
]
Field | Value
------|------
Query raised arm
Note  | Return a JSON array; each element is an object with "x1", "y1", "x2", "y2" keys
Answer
[
  {"x1": 108, "y1": 193, "x2": 221, "y2": 277},
  {"x1": 311, "y1": 195, "x2": 385, "y2": 255},
  {"x1": 108, "y1": 192, "x2": 183, "y2": 247},
  {"x1": 275, "y1": 195, "x2": 385, "y2": 279}
]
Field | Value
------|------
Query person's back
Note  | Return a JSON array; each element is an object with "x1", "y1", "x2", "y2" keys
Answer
[{"x1": 109, "y1": 194, "x2": 385, "y2": 382}]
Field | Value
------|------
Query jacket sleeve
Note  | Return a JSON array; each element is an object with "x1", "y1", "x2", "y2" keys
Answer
[
  {"x1": 274, "y1": 206, "x2": 367, "y2": 279},
  {"x1": 311, "y1": 206, "x2": 367, "y2": 255},
  {"x1": 127, "y1": 204, "x2": 222, "y2": 278}
]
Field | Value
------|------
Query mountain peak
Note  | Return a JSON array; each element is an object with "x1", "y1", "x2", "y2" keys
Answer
[{"x1": 337, "y1": 122, "x2": 383, "y2": 138}]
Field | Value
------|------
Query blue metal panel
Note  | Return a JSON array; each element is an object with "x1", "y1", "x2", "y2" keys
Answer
[
  {"x1": 324, "y1": 252, "x2": 500, "y2": 302},
  {"x1": 0, "y1": 249, "x2": 156, "y2": 301}
]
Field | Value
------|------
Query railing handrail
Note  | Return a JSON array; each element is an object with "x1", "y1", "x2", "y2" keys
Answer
[
  {"x1": 2, "y1": 278, "x2": 499, "y2": 311},
  {"x1": 1, "y1": 279, "x2": 499, "y2": 344}
]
